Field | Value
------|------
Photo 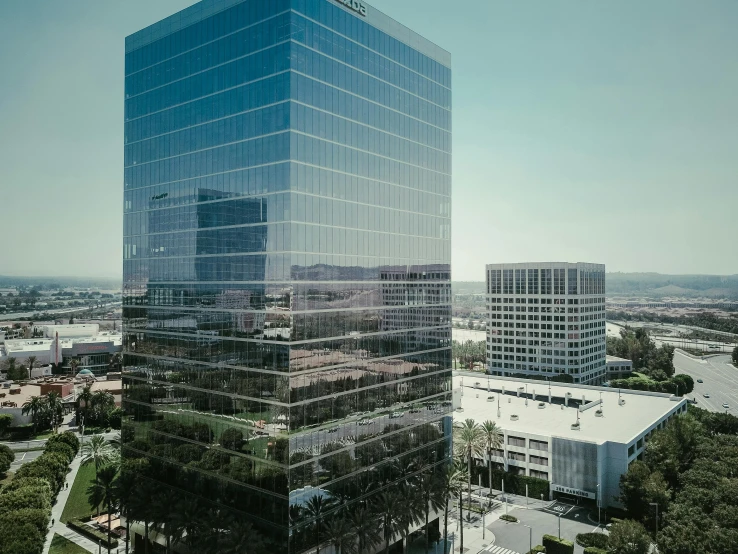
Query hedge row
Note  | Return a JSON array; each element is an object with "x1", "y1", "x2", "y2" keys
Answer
[
  {"x1": 0, "y1": 444, "x2": 13, "y2": 475},
  {"x1": 68, "y1": 519, "x2": 119, "y2": 548},
  {"x1": 0, "y1": 432, "x2": 79, "y2": 554},
  {"x1": 583, "y1": 548, "x2": 608, "y2": 554},
  {"x1": 472, "y1": 465, "x2": 550, "y2": 499},
  {"x1": 542, "y1": 534, "x2": 574, "y2": 554},
  {"x1": 500, "y1": 514, "x2": 518, "y2": 522},
  {"x1": 527, "y1": 547, "x2": 546, "y2": 553},
  {"x1": 576, "y1": 532, "x2": 609, "y2": 549}
]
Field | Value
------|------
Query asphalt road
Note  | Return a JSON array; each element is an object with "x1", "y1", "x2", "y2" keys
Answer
[
  {"x1": 674, "y1": 351, "x2": 737, "y2": 415},
  {"x1": 8, "y1": 449, "x2": 44, "y2": 471},
  {"x1": 489, "y1": 501, "x2": 599, "y2": 554}
]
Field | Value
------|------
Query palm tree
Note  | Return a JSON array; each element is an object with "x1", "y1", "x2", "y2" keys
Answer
[
  {"x1": 396, "y1": 486, "x2": 423, "y2": 554},
  {"x1": 481, "y1": 420, "x2": 504, "y2": 507},
  {"x1": 91, "y1": 390, "x2": 115, "y2": 425},
  {"x1": 453, "y1": 419, "x2": 485, "y2": 521},
  {"x1": 45, "y1": 391, "x2": 63, "y2": 432},
  {"x1": 21, "y1": 395, "x2": 46, "y2": 434},
  {"x1": 323, "y1": 515, "x2": 356, "y2": 554},
  {"x1": 87, "y1": 465, "x2": 118, "y2": 553},
  {"x1": 417, "y1": 468, "x2": 445, "y2": 553},
  {"x1": 373, "y1": 490, "x2": 401, "y2": 554},
  {"x1": 114, "y1": 462, "x2": 141, "y2": 554},
  {"x1": 440, "y1": 462, "x2": 467, "y2": 551},
  {"x1": 168, "y1": 495, "x2": 211, "y2": 551},
  {"x1": 305, "y1": 494, "x2": 334, "y2": 554},
  {"x1": 218, "y1": 517, "x2": 267, "y2": 554},
  {"x1": 349, "y1": 505, "x2": 381, "y2": 554},
  {"x1": 69, "y1": 357, "x2": 81, "y2": 376},
  {"x1": 27, "y1": 355, "x2": 37, "y2": 378},
  {"x1": 81, "y1": 434, "x2": 116, "y2": 478},
  {"x1": 77, "y1": 385, "x2": 93, "y2": 426}
]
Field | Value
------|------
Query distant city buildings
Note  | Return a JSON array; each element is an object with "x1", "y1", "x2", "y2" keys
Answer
[
  {"x1": 486, "y1": 262, "x2": 607, "y2": 385},
  {"x1": 0, "y1": 323, "x2": 121, "y2": 376}
]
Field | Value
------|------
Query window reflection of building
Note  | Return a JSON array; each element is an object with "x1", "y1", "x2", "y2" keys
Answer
[{"x1": 123, "y1": 0, "x2": 451, "y2": 551}]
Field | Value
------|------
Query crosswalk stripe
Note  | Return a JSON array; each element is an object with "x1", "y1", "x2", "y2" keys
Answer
[{"x1": 484, "y1": 545, "x2": 521, "y2": 554}]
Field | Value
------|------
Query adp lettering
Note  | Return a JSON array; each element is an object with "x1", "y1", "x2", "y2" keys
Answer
[{"x1": 336, "y1": 0, "x2": 367, "y2": 17}]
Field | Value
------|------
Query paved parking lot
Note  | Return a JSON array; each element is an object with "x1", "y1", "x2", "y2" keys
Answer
[{"x1": 489, "y1": 502, "x2": 603, "y2": 554}]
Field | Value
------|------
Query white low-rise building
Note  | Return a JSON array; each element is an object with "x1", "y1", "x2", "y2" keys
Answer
[{"x1": 453, "y1": 373, "x2": 688, "y2": 508}]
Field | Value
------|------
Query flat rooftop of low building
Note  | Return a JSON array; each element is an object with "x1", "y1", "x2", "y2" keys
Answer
[
  {"x1": 606, "y1": 355, "x2": 632, "y2": 363},
  {"x1": 454, "y1": 374, "x2": 685, "y2": 445}
]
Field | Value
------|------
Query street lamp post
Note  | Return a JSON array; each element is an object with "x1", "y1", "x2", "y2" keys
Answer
[
  {"x1": 522, "y1": 524, "x2": 533, "y2": 554},
  {"x1": 650, "y1": 502, "x2": 659, "y2": 535},
  {"x1": 596, "y1": 483, "x2": 600, "y2": 524}
]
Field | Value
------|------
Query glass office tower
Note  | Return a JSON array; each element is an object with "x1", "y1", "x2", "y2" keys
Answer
[{"x1": 123, "y1": 0, "x2": 451, "y2": 551}]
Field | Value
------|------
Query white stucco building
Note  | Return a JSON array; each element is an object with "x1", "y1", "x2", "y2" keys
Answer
[
  {"x1": 453, "y1": 374, "x2": 688, "y2": 508},
  {"x1": 486, "y1": 262, "x2": 607, "y2": 385}
]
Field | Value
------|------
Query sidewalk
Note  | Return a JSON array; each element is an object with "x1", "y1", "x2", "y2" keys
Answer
[{"x1": 43, "y1": 456, "x2": 99, "y2": 554}]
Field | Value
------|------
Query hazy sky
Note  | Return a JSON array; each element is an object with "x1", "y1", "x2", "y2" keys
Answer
[{"x1": 1, "y1": 0, "x2": 736, "y2": 281}]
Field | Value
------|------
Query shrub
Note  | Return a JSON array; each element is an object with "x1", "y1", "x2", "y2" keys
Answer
[
  {"x1": 0, "y1": 444, "x2": 13, "y2": 475},
  {"x1": 542, "y1": 534, "x2": 574, "y2": 554},
  {"x1": 527, "y1": 547, "x2": 546, "y2": 554},
  {"x1": 44, "y1": 441, "x2": 76, "y2": 463},
  {"x1": 500, "y1": 514, "x2": 518, "y2": 522},
  {"x1": 108, "y1": 408, "x2": 122, "y2": 430},
  {"x1": 583, "y1": 548, "x2": 608, "y2": 554},
  {"x1": 0, "y1": 507, "x2": 50, "y2": 535},
  {"x1": 0, "y1": 521, "x2": 45, "y2": 554},
  {"x1": 173, "y1": 444, "x2": 205, "y2": 464},
  {"x1": 68, "y1": 519, "x2": 119, "y2": 548},
  {"x1": 576, "y1": 532, "x2": 609, "y2": 549},
  {"x1": 0, "y1": 485, "x2": 51, "y2": 512},
  {"x1": 0, "y1": 477, "x2": 51, "y2": 495},
  {"x1": 46, "y1": 431, "x2": 80, "y2": 455},
  {"x1": 220, "y1": 428, "x2": 245, "y2": 451}
]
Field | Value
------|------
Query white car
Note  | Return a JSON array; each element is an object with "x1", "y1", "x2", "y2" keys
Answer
[{"x1": 723, "y1": 403, "x2": 730, "y2": 409}]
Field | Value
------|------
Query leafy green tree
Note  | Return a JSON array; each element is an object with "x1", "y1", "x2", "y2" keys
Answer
[
  {"x1": 608, "y1": 519, "x2": 651, "y2": 554},
  {"x1": 0, "y1": 414, "x2": 12, "y2": 436},
  {"x1": 618, "y1": 461, "x2": 670, "y2": 529},
  {"x1": 0, "y1": 444, "x2": 13, "y2": 475}
]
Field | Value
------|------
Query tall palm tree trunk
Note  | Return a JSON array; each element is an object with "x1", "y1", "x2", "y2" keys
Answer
[
  {"x1": 443, "y1": 500, "x2": 449, "y2": 553},
  {"x1": 107, "y1": 509, "x2": 112, "y2": 554},
  {"x1": 458, "y1": 491, "x2": 464, "y2": 552},
  {"x1": 424, "y1": 506, "x2": 430, "y2": 554},
  {"x1": 467, "y1": 451, "x2": 472, "y2": 521},
  {"x1": 144, "y1": 521, "x2": 150, "y2": 554},
  {"x1": 488, "y1": 447, "x2": 493, "y2": 508}
]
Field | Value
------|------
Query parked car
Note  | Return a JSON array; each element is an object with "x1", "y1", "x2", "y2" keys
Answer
[
  {"x1": 703, "y1": 393, "x2": 711, "y2": 398},
  {"x1": 697, "y1": 379, "x2": 703, "y2": 383},
  {"x1": 723, "y1": 403, "x2": 730, "y2": 409}
]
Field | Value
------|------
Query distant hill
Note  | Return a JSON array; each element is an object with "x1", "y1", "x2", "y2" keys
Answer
[
  {"x1": 607, "y1": 273, "x2": 738, "y2": 299},
  {"x1": 0, "y1": 276, "x2": 121, "y2": 289},
  {"x1": 453, "y1": 273, "x2": 738, "y2": 300}
]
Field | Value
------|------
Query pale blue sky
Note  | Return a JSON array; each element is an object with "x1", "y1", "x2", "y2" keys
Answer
[{"x1": 0, "y1": 0, "x2": 736, "y2": 280}]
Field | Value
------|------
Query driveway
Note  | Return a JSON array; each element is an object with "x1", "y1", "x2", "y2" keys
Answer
[{"x1": 489, "y1": 502, "x2": 604, "y2": 554}]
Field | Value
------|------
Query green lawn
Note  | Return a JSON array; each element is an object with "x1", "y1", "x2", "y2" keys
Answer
[
  {"x1": 49, "y1": 534, "x2": 89, "y2": 554},
  {"x1": 60, "y1": 462, "x2": 99, "y2": 524}
]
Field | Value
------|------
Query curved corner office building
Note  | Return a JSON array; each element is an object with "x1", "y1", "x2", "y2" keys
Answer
[{"x1": 122, "y1": 0, "x2": 452, "y2": 551}]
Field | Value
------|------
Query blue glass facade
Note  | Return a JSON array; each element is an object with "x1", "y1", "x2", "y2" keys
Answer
[{"x1": 123, "y1": 0, "x2": 451, "y2": 551}]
